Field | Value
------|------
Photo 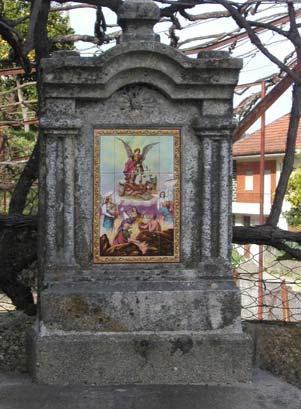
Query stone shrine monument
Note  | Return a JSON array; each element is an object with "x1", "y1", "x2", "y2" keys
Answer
[{"x1": 29, "y1": 0, "x2": 252, "y2": 384}]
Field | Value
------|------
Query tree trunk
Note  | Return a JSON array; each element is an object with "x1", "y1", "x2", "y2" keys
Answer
[
  {"x1": 8, "y1": 141, "x2": 39, "y2": 215},
  {"x1": 0, "y1": 217, "x2": 37, "y2": 315}
]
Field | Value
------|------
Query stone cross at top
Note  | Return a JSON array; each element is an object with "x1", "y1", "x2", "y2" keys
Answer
[{"x1": 118, "y1": 0, "x2": 160, "y2": 43}]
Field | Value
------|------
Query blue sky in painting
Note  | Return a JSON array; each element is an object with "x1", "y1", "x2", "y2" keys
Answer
[{"x1": 99, "y1": 133, "x2": 175, "y2": 200}]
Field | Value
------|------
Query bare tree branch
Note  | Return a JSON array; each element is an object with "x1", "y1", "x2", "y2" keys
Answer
[
  {"x1": 94, "y1": 5, "x2": 106, "y2": 45},
  {"x1": 180, "y1": 9, "x2": 230, "y2": 21},
  {"x1": 53, "y1": 0, "x2": 122, "y2": 13},
  {"x1": 33, "y1": 0, "x2": 51, "y2": 60},
  {"x1": 266, "y1": 84, "x2": 301, "y2": 227},
  {"x1": 233, "y1": 225, "x2": 301, "y2": 260},
  {"x1": 178, "y1": 27, "x2": 240, "y2": 47},
  {"x1": 51, "y1": 34, "x2": 99, "y2": 45},
  {"x1": 0, "y1": 17, "x2": 31, "y2": 73},
  {"x1": 51, "y1": 3, "x2": 97, "y2": 12},
  {"x1": 248, "y1": 20, "x2": 290, "y2": 39},
  {"x1": 288, "y1": 0, "x2": 298, "y2": 36},
  {"x1": 213, "y1": 0, "x2": 301, "y2": 84},
  {"x1": 51, "y1": 31, "x2": 121, "y2": 46},
  {"x1": 24, "y1": 0, "x2": 44, "y2": 54}
]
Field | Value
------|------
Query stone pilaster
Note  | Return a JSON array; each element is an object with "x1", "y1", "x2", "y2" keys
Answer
[
  {"x1": 40, "y1": 109, "x2": 81, "y2": 268},
  {"x1": 194, "y1": 117, "x2": 235, "y2": 264}
]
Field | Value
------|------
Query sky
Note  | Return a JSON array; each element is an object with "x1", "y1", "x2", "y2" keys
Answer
[
  {"x1": 68, "y1": 2, "x2": 296, "y2": 134},
  {"x1": 98, "y1": 133, "x2": 174, "y2": 199}
]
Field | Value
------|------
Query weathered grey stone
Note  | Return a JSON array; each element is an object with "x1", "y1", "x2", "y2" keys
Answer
[
  {"x1": 30, "y1": 0, "x2": 251, "y2": 385},
  {"x1": 30, "y1": 329, "x2": 251, "y2": 385},
  {"x1": 118, "y1": 0, "x2": 160, "y2": 43},
  {"x1": 0, "y1": 312, "x2": 34, "y2": 373},
  {"x1": 41, "y1": 43, "x2": 242, "y2": 101},
  {"x1": 39, "y1": 283, "x2": 242, "y2": 332}
]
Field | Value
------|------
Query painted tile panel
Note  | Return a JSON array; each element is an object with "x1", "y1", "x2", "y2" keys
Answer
[{"x1": 93, "y1": 129, "x2": 180, "y2": 263}]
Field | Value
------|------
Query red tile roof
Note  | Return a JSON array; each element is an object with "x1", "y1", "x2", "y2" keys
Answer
[{"x1": 233, "y1": 113, "x2": 301, "y2": 157}]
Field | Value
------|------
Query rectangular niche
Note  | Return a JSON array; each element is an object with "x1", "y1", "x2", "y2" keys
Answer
[{"x1": 93, "y1": 129, "x2": 181, "y2": 263}]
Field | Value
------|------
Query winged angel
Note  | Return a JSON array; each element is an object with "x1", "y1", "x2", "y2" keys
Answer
[{"x1": 118, "y1": 138, "x2": 158, "y2": 184}]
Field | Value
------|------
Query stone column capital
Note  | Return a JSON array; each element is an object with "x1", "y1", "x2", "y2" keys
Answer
[
  {"x1": 193, "y1": 116, "x2": 237, "y2": 139},
  {"x1": 40, "y1": 117, "x2": 82, "y2": 137}
]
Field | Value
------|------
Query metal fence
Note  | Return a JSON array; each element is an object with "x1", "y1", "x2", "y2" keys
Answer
[{"x1": 234, "y1": 244, "x2": 301, "y2": 321}]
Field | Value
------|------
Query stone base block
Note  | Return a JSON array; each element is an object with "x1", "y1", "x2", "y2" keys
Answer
[
  {"x1": 29, "y1": 329, "x2": 252, "y2": 385},
  {"x1": 40, "y1": 286, "x2": 242, "y2": 332}
]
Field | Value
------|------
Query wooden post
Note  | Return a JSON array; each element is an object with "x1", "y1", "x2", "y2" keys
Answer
[{"x1": 16, "y1": 76, "x2": 30, "y2": 133}]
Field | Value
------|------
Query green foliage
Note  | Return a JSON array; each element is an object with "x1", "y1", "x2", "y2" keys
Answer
[
  {"x1": 0, "y1": 129, "x2": 37, "y2": 214},
  {"x1": 276, "y1": 241, "x2": 301, "y2": 261},
  {"x1": 231, "y1": 247, "x2": 245, "y2": 269},
  {"x1": 284, "y1": 206, "x2": 301, "y2": 227},
  {"x1": 284, "y1": 167, "x2": 301, "y2": 227},
  {"x1": 0, "y1": 0, "x2": 74, "y2": 124},
  {"x1": 0, "y1": 1, "x2": 75, "y2": 217},
  {"x1": 1, "y1": 129, "x2": 36, "y2": 185},
  {"x1": 286, "y1": 168, "x2": 301, "y2": 207},
  {"x1": 0, "y1": 186, "x2": 38, "y2": 216},
  {"x1": 5, "y1": 129, "x2": 36, "y2": 158},
  {"x1": 0, "y1": 0, "x2": 75, "y2": 66}
]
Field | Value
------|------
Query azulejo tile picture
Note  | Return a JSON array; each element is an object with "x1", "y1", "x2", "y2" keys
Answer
[{"x1": 93, "y1": 129, "x2": 181, "y2": 263}]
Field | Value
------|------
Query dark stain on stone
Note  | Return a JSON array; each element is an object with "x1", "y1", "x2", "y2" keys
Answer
[
  {"x1": 66, "y1": 295, "x2": 90, "y2": 315},
  {"x1": 193, "y1": 299, "x2": 203, "y2": 309},
  {"x1": 170, "y1": 336, "x2": 193, "y2": 355},
  {"x1": 63, "y1": 296, "x2": 127, "y2": 332},
  {"x1": 204, "y1": 299, "x2": 213, "y2": 331},
  {"x1": 134, "y1": 339, "x2": 152, "y2": 360},
  {"x1": 221, "y1": 293, "x2": 238, "y2": 328}
]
